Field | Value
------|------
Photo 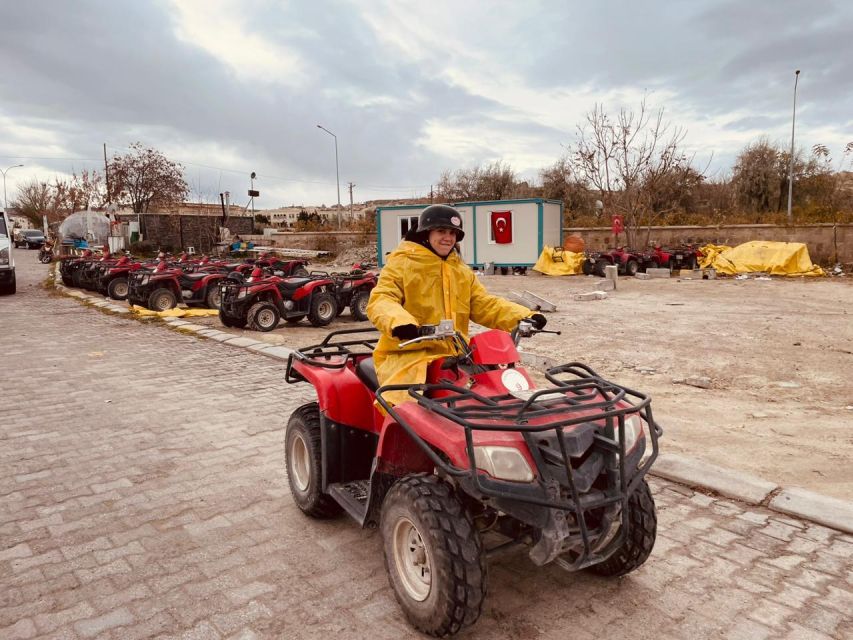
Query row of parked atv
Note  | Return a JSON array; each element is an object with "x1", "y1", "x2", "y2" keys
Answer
[
  {"x1": 582, "y1": 244, "x2": 704, "y2": 277},
  {"x1": 57, "y1": 249, "x2": 378, "y2": 331}
]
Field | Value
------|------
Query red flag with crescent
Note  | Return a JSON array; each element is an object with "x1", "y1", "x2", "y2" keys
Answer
[{"x1": 491, "y1": 211, "x2": 512, "y2": 244}]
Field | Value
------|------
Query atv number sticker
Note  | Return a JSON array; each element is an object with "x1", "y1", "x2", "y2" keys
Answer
[{"x1": 501, "y1": 369, "x2": 529, "y2": 393}]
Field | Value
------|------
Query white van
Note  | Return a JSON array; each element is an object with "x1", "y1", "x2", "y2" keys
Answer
[{"x1": 0, "y1": 210, "x2": 16, "y2": 295}]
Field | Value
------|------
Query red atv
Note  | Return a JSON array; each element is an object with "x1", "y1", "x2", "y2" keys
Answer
[
  {"x1": 582, "y1": 247, "x2": 645, "y2": 277},
  {"x1": 98, "y1": 254, "x2": 145, "y2": 300},
  {"x1": 58, "y1": 249, "x2": 96, "y2": 287},
  {"x1": 217, "y1": 268, "x2": 338, "y2": 331},
  {"x1": 314, "y1": 269, "x2": 377, "y2": 322},
  {"x1": 126, "y1": 260, "x2": 226, "y2": 311},
  {"x1": 284, "y1": 320, "x2": 662, "y2": 636},
  {"x1": 649, "y1": 244, "x2": 702, "y2": 271}
]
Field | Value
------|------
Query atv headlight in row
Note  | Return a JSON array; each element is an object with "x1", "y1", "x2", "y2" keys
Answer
[
  {"x1": 474, "y1": 446, "x2": 534, "y2": 483},
  {"x1": 622, "y1": 414, "x2": 645, "y2": 452},
  {"x1": 0, "y1": 247, "x2": 8, "y2": 265}
]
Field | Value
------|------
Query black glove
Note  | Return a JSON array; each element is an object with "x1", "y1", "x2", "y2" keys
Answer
[
  {"x1": 392, "y1": 324, "x2": 420, "y2": 340},
  {"x1": 529, "y1": 313, "x2": 547, "y2": 330}
]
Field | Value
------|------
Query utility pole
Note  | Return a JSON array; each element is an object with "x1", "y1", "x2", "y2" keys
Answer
[
  {"x1": 430, "y1": 185, "x2": 434, "y2": 203},
  {"x1": 348, "y1": 182, "x2": 355, "y2": 221},
  {"x1": 103, "y1": 143, "x2": 111, "y2": 204},
  {"x1": 787, "y1": 69, "x2": 801, "y2": 224}
]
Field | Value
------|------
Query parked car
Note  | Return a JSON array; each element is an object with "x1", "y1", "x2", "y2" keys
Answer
[{"x1": 15, "y1": 229, "x2": 46, "y2": 249}]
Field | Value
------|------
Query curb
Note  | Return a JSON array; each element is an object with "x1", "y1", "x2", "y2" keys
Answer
[{"x1": 52, "y1": 273, "x2": 853, "y2": 535}]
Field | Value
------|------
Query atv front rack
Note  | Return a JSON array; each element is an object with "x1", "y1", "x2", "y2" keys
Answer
[
  {"x1": 376, "y1": 362, "x2": 663, "y2": 569},
  {"x1": 285, "y1": 328, "x2": 379, "y2": 380}
]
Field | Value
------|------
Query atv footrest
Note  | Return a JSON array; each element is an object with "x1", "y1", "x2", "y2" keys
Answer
[{"x1": 328, "y1": 481, "x2": 370, "y2": 522}]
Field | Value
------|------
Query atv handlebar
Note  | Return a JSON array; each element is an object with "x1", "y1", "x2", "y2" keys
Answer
[{"x1": 397, "y1": 318, "x2": 559, "y2": 350}]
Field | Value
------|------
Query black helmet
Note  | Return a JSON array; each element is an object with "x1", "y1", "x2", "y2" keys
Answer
[{"x1": 417, "y1": 204, "x2": 464, "y2": 241}]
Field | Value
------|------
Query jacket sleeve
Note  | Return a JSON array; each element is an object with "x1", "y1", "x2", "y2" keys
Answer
[
  {"x1": 367, "y1": 256, "x2": 419, "y2": 336},
  {"x1": 468, "y1": 272, "x2": 533, "y2": 331}
]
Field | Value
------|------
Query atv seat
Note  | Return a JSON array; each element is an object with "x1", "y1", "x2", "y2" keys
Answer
[
  {"x1": 355, "y1": 357, "x2": 379, "y2": 393},
  {"x1": 180, "y1": 273, "x2": 208, "y2": 282},
  {"x1": 277, "y1": 277, "x2": 311, "y2": 293}
]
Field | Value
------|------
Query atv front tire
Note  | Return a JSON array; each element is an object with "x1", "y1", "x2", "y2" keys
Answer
[
  {"x1": 350, "y1": 291, "x2": 370, "y2": 322},
  {"x1": 381, "y1": 474, "x2": 486, "y2": 637},
  {"x1": 285, "y1": 403, "x2": 342, "y2": 518},
  {"x1": 248, "y1": 301, "x2": 280, "y2": 331},
  {"x1": 148, "y1": 288, "x2": 177, "y2": 311},
  {"x1": 308, "y1": 292, "x2": 337, "y2": 327},
  {"x1": 107, "y1": 277, "x2": 129, "y2": 300},
  {"x1": 587, "y1": 478, "x2": 656, "y2": 577},
  {"x1": 219, "y1": 310, "x2": 247, "y2": 329}
]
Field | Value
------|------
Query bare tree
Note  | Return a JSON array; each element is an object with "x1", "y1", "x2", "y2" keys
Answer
[
  {"x1": 567, "y1": 100, "x2": 697, "y2": 245},
  {"x1": 540, "y1": 157, "x2": 596, "y2": 222},
  {"x1": 110, "y1": 142, "x2": 189, "y2": 213},
  {"x1": 436, "y1": 161, "x2": 518, "y2": 202},
  {"x1": 13, "y1": 180, "x2": 53, "y2": 225}
]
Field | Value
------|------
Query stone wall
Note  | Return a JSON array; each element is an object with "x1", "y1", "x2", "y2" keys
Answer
[
  {"x1": 117, "y1": 214, "x2": 253, "y2": 252},
  {"x1": 242, "y1": 230, "x2": 376, "y2": 254},
  {"x1": 564, "y1": 223, "x2": 852, "y2": 264},
  {"x1": 238, "y1": 223, "x2": 852, "y2": 264}
]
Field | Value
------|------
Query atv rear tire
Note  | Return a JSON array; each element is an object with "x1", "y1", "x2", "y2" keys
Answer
[
  {"x1": 285, "y1": 403, "x2": 342, "y2": 518},
  {"x1": 248, "y1": 301, "x2": 280, "y2": 331},
  {"x1": 205, "y1": 285, "x2": 222, "y2": 310},
  {"x1": 107, "y1": 277, "x2": 129, "y2": 300},
  {"x1": 625, "y1": 259, "x2": 639, "y2": 276},
  {"x1": 381, "y1": 474, "x2": 486, "y2": 637},
  {"x1": 582, "y1": 260, "x2": 593, "y2": 275},
  {"x1": 293, "y1": 266, "x2": 309, "y2": 277},
  {"x1": 219, "y1": 310, "x2": 247, "y2": 329},
  {"x1": 593, "y1": 261, "x2": 606, "y2": 277},
  {"x1": 308, "y1": 292, "x2": 337, "y2": 327},
  {"x1": 587, "y1": 478, "x2": 656, "y2": 577},
  {"x1": 148, "y1": 288, "x2": 177, "y2": 311},
  {"x1": 350, "y1": 291, "x2": 370, "y2": 322}
]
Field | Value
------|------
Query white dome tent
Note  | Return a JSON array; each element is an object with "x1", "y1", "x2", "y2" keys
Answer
[{"x1": 58, "y1": 210, "x2": 111, "y2": 248}]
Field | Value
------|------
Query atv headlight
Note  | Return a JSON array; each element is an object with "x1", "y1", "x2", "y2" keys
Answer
[
  {"x1": 622, "y1": 415, "x2": 645, "y2": 452},
  {"x1": 237, "y1": 289, "x2": 248, "y2": 299},
  {"x1": 0, "y1": 247, "x2": 8, "y2": 265},
  {"x1": 474, "y1": 446, "x2": 534, "y2": 483}
]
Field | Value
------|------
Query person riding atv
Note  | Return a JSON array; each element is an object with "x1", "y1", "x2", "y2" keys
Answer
[{"x1": 366, "y1": 204, "x2": 546, "y2": 406}]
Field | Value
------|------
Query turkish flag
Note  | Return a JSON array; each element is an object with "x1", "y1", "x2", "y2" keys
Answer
[
  {"x1": 611, "y1": 214, "x2": 624, "y2": 236},
  {"x1": 491, "y1": 211, "x2": 513, "y2": 244}
]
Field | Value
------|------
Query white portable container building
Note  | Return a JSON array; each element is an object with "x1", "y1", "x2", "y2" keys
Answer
[{"x1": 376, "y1": 198, "x2": 563, "y2": 269}]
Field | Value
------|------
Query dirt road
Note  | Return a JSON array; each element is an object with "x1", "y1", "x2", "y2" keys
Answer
[{"x1": 150, "y1": 268, "x2": 853, "y2": 501}]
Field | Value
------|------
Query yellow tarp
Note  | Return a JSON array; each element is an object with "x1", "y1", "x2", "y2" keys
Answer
[
  {"x1": 532, "y1": 246, "x2": 585, "y2": 276},
  {"x1": 130, "y1": 306, "x2": 220, "y2": 317},
  {"x1": 699, "y1": 241, "x2": 824, "y2": 277}
]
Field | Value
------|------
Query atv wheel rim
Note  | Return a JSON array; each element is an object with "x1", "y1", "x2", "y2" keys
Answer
[
  {"x1": 392, "y1": 517, "x2": 431, "y2": 601},
  {"x1": 289, "y1": 433, "x2": 310, "y2": 491},
  {"x1": 210, "y1": 291, "x2": 222, "y2": 308},
  {"x1": 154, "y1": 294, "x2": 173, "y2": 310},
  {"x1": 356, "y1": 296, "x2": 368, "y2": 316},
  {"x1": 114, "y1": 282, "x2": 128, "y2": 297},
  {"x1": 257, "y1": 308, "x2": 277, "y2": 329},
  {"x1": 317, "y1": 300, "x2": 334, "y2": 320}
]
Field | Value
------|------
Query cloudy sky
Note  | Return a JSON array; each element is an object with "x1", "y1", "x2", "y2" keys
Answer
[{"x1": 1, "y1": 0, "x2": 851, "y2": 210}]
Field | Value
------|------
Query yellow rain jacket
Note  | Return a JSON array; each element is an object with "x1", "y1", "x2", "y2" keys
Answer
[{"x1": 367, "y1": 241, "x2": 534, "y2": 406}]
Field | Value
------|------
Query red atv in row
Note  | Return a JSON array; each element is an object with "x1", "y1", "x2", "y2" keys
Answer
[
  {"x1": 126, "y1": 260, "x2": 226, "y2": 311},
  {"x1": 582, "y1": 247, "x2": 647, "y2": 277},
  {"x1": 217, "y1": 268, "x2": 339, "y2": 331},
  {"x1": 648, "y1": 244, "x2": 703, "y2": 271},
  {"x1": 284, "y1": 320, "x2": 662, "y2": 636}
]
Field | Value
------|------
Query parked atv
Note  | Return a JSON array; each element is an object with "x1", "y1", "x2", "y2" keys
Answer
[
  {"x1": 312, "y1": 269, "x2": 377, "y2": 321},
  {"x1": 284, "y1": 320, "x2": 662, "y2": 636},
  {"x1": 126, "y1": 260, "x2": 226, "y2": 311},
  {"x1": 38, "y1": 241, "x2": 54, "y2": 264},
  {"x1": 58, "y1": 249, "x2": 95, "y2": 286},
  {"x1": 98, "y1": 254, "x2": 144, "y2": 300},
  {"x1": 218, "y1": 268, "x2": 338, "y2": 331},
  {"x1": 583, "y1": 248, "x2": 647, "y2": 276},
  {"x1": 650, "y1": 244, "x2": 702, "y2": 272}
]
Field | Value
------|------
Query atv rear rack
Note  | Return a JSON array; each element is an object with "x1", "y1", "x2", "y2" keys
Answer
[
  {"x1": 285, "y1": 328, "x2": 379, "y2": 380},
  {"x1": 376, "y1": 362, "x2": 663, "y2": 570}
]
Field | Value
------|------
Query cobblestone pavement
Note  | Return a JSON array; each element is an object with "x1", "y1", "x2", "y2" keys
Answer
[{"x1": 2, "y1": 252, "x2": 852, "y2": 640}]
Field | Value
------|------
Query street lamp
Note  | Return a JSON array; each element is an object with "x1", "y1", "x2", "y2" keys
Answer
[
  {"x1": 316, "y1": 124, "x2": 342, "y2": 229},
  {"x1": 786, "y1": 69, "x2": 801, "y2": 224},
  {"x1": 1, "y1": 164, "x2": 24, "y2": 211}
]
